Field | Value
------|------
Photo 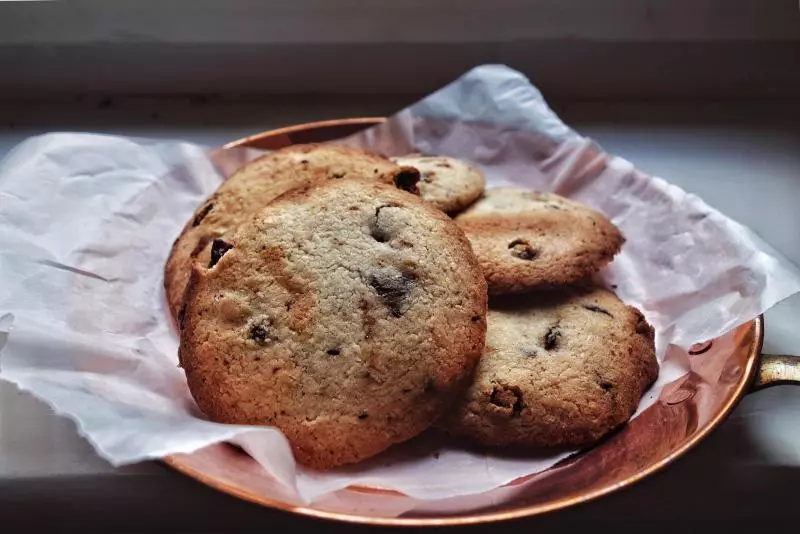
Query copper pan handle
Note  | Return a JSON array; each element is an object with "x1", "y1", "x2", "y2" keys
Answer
[{"x1": 752, "y1": 354, "x2": 800, "y2": 390}]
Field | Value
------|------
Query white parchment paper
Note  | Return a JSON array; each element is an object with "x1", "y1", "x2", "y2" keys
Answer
[{"x1": 1, "y1": 65, "x2": 799, "y2": 504}]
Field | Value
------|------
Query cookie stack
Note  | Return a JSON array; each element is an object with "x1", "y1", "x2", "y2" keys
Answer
[
  {"x1": 165, "y1": 144, "x2": 657, "y2": 469},
  {"x1": 445, "y1": 189, "x2": 659, "y2": 448}
]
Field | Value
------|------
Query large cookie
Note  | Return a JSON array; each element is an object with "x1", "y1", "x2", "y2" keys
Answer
[
  {"x1": 165, "y1": 144, "x2": 418, "y2": 319},
  {"x1": 455, "y1": 188, "x2": 624, "y2": 294},
  {"x1": 443, "y1": 287, "x2": 658, "y2": 448},
  {"x1": 390, "y1": 155, "x2": 485, "y2": 214},
  {"x1": 179, "y1": 179, "x2": 488, "y2": 469}
]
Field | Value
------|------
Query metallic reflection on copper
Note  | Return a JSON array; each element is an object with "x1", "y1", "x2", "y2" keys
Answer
[{"x1": 164, "y1": 119, "x2": 776, "y2": 526}]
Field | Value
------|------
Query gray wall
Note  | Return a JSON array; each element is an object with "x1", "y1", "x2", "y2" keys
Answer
[{"x1": 1, "y1": 0, "x2": 799, "y2": 99}]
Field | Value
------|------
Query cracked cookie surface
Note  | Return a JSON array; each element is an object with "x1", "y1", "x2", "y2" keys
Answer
[
  {"x1": 179, "y1": 179, "x2": 487, "y2": 469},
  {"x1": 165, "y1": 143, "x2": 418, "y2": 320},
  {"x1": 442, "y1": 287, "x2": 658, "y2": 448},
  {"x1": 455, "y1": 188, "x2": 624, "y2": 294},
  {"x1": 391, "y1": 155, "x2": 485, "y2": 214}
]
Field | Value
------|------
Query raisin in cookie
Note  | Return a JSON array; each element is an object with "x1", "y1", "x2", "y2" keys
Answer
[
  {"x1": 179, "y1": 179, "x2": 488, "y2": 469},
  {"x1": 165, "y1": 143, "x2": 419, "y2": 320},
  {"x1": 390, "y1": 155, "x2": 485, "y2": 214},
  {"x1": 455, "y1": 187, "x2": 623, "y2": 294},
  {"x1": 442, "y1": 287, "x2": 658, "y2": 448}
]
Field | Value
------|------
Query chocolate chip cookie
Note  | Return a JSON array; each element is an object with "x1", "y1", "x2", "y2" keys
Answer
[
  {"x1": 442, "y1": 287, "x2": 658, "y2": 448},
  {"x1": 179, "y1": 179, "x2": 488, "y2": 469},
  {"x1": 165, "y1": 143, "x2": 419, "y2": 320},
  {"x1": 455, "y1": 187, "x2": 624, "y2": 294},
  {"x1": 390, "y1": 155, "x2": 485, "y2": 214}
]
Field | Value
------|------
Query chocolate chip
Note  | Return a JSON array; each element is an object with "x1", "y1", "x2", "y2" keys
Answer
[
  {"x1": 368, "y1": 267, "x2": 416, "y2": 317},
  {"x1": 544, "y1": 326, "x2": 561, "y2": 350},
  {"x1": 370, "y1": 204, "x2": 397, "y2": 243},
  {"x1": 489, "y1": 384, "x2": 524, "y2": 416},
  {"x1": 192, "y1": 202, "x2": 214, "y2": 227},
  {"x1": 208, "y1": 238, "x2": 233, "y2": 267},
  {"x1": 423, "y1": 376, "x2": 437, "y2": 393},
  {"x1": 190, "y1": 234, "x2": 213, "y2": 258},
  {"x1": 636, "y1": 318, "x2": 652, "y2": 336},
  {"x1": 633, "y1": 310, "x2": 652, "y2": 336},
  {"x1": 393, "y1": 167, "x2": 420, "y2": 194},
  {"x1": 178, "y1": 304, "x2": 187, "y2": 330},
  {"x1": 326, "y1": 348, "x2": 340, "y2": 357},
  {"x1": 583, "y1": 304, "x2": 613, "y2": 317},
  {"x1": 358, "y1": 412, "x2": 369, "y2": 419},
  {"x1": 249, "y1": 321, "x2": 271, "y2": 344},
  {"x1": 508, "y1": 239, "x2": 538, "y2": 260}
]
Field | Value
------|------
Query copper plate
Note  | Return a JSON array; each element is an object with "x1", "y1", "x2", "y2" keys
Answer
[{"x1": 164, "y1": 118, "x2": 796, "y2": 526}]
